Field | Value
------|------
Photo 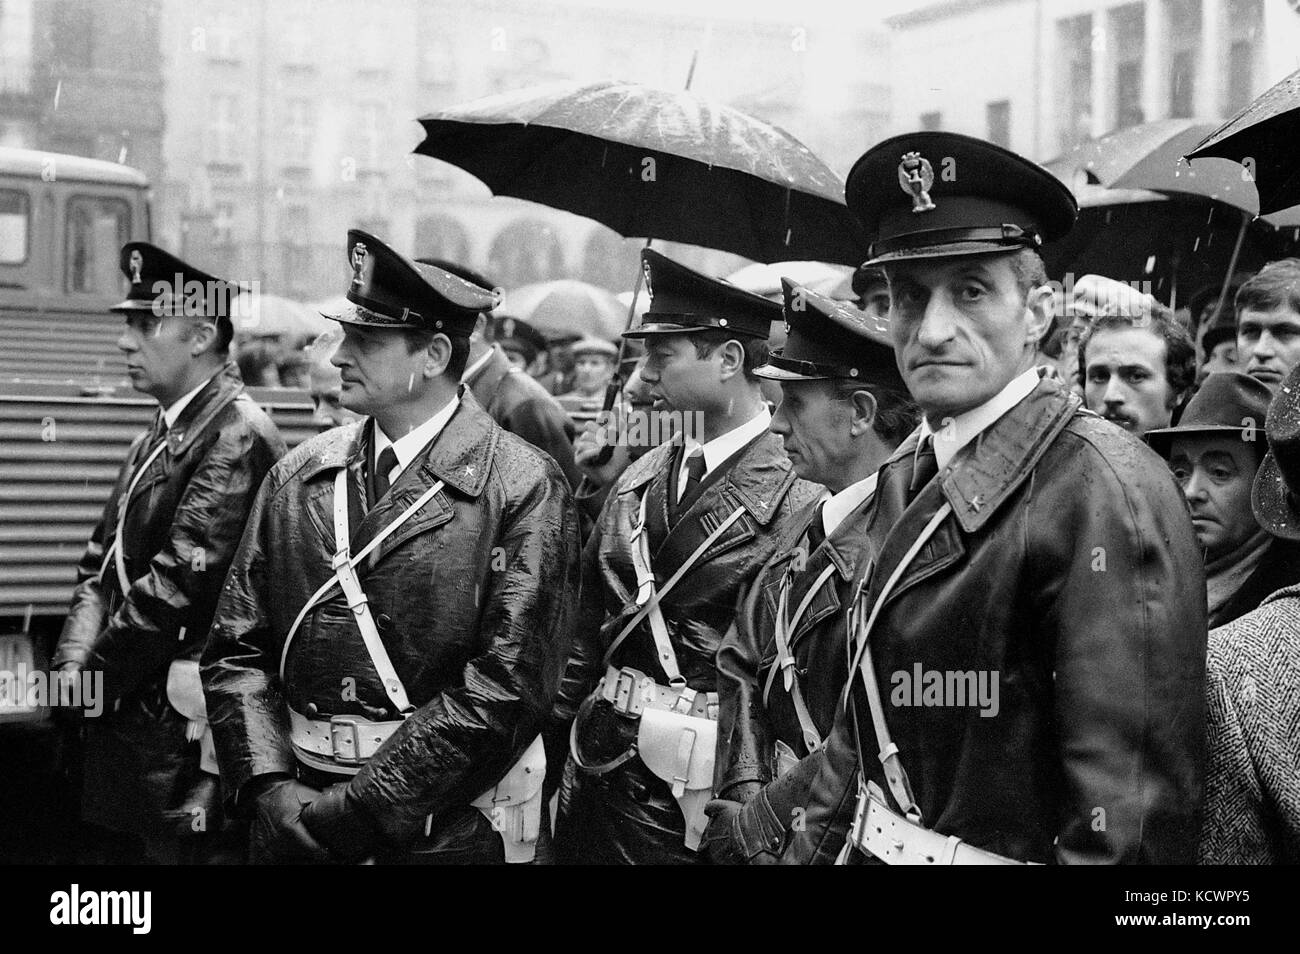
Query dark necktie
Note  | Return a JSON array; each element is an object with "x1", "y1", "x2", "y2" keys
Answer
[
  {"x1": 680, "y1": 446, "x2": 707, "y2": 505},
  {"x1": 374, "y1": 446, "x2": 399, "y2": 500},
  {"x1": 908, "y1": 437, "x2": 939, "y2": 502},
  {"x1": 145, "y1": 410, "x2": 167, "y2": 450},
  {"x1": 805, "y1": 500, "x2": 827, "y2": 553}
]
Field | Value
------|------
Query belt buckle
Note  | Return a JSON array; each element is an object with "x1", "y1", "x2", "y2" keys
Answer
[
  {"x1": 331, "y1": 548, "x2": 350, "y2": 571},
  {"x1": 328, "y1": 714, "x2": 367, "y2": 765},
  {"x1": 609, "y1": 667, "x2": 649, "y2": 718},
  {"x1": 848, "y1": 783, "x2": 871, "y2": 852}
]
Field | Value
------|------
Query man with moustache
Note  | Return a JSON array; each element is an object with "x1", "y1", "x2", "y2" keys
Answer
[
  {"x1": 53, "y1": 242, "x2": 286, "y2": 863},
  {"x1": 784, "y1": 132, "x2": 1206, "y2": 865},
  {"x1": 550, "y1": 249, "x2": 819, "y2": 864},
  {"x1": 1079, "y1": 306, "x2": 1196, "y2": 438},
  {"x1": 202, "y1": 230, "x2": 579, "y2": 864},
  {"x1": 703, "y1": 279, "x2": 917, "y2": 863}
]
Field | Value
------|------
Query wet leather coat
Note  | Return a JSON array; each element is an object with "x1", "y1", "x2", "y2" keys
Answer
[
  {"x1": 551, "y1": 428, "x2": 819, "y2": 864},
  {"x1": 785, "y1": 378, "x2": 1208, "y2": 865},
  {"x1": 466, "y1": 345, "x2": 580, "y2": 489},
  {"x1": 201, "y1": 390, "x2": 580, "y2": 861},
  {"x1": 53, "y1": 362, "x2": 286, "y2": 859},
  {"x1": 711, "y1": 494, "x2": 875, "y2": 858}
]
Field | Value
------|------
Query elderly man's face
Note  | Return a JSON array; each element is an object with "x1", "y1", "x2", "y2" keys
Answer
[
  {"x1": 887, "y1": 254, "x2": 1047, "y2": 423},
  {"x1": 1238, "y1": 306, "x2": 1300, "y2": 391},
  {"x1": 770, "y1": 379, "x2": 860, "y2": 491},
  {"x1": 1169, "y1": 435, "x2": 1260, "y2": 561},
  {"x1": 1083, "y1": 326, "x2": 1177, "y2": 437}
]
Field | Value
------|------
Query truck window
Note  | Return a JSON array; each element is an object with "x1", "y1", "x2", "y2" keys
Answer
[
  {"x1": 66, "y1": 195, "x2": 131, "y2": 295},
  {"x1": 0, "y1": 189, "x2": 29, "y2": 265}
]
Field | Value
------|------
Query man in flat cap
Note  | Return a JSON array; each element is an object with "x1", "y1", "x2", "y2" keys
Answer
[
  {"x1": 703, "y1": 280, "x2": 917, "y2": 863},
  {"x1": 558, "y1": 337, "x2": 619, "y2": 417},
  {"x1": 786, "y1": 132, "x2": 1206, "y2": 865},
  {"x1": 53, "y1": 242, "x2": 286, "y2": 863},
  {"x1": 549, "y1": 249, "x2": 820, "y2": 865},
  {"x1": 202, "y1": 230, "x2": 579, "y2": 864}
]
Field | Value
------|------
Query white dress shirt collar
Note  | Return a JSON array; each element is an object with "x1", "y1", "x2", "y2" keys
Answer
[
  {"x1": 677, "y1": 405, "x2": 772, "y2": 500},
  {"x1": 373, "y1": 394, "x2": 461, "y2": 483},
  {"x1": 820, "y1": 471, "x2": 879, "y2": 539},
  {"x1": 161, "y1": 370, "x2": 220, "y2": 429},
  {"x1": 917, "y1": 367, "x2": 1040, "y2": 471}
]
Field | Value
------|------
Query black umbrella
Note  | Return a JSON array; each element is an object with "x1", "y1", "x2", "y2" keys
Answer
[
  {"x1": 414, "y1": 80, "x2": 867, "y2": 266},
  {"x1": 1187, "y1": 67, "x2": 1300, "y2": 216}
]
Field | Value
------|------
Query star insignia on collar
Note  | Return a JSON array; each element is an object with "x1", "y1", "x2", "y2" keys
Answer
[
  {"x1": 464, "y1": 464, "x2": 475, "y2": 477},
  {"x1": 969, "y1": 494, "x2": 984, "y2": 513}
]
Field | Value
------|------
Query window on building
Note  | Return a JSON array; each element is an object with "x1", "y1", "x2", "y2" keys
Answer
[
  {"x1": 284, "y1": 98, "x2": 313, "y2": 167},
  {"x1": 65, "y1": 196, "x2": 131, "y2": 295},
  {"x1": 1224, "y1": 0, "x2": 1262, "y2": 114},
  {"x1": 414, "y1": 214, "x2": 471, "y2": 265},
  {"x1": 1167, "y1": 0, "x2": 1201, "y2": 118},
  {"x1": 358, "y1": 103, "x2": 387, "y2": 171},
  {"x1": 49, "y1": 0, "x2": 94, "y2": 70},
  {"x1": 920, "y1": 111, "x2": 942, "y2": 131},
  {"x1": 213, "y1": 203, "x2": 235, "y2": 246},
  {"x1": 208, "y1": 94, "x2": 240, "y2": 164},
  {"x1": 986, "y1": 101, "x2": 1011, "y2": 148},
  {"x1": 0, "y1": 189, "x2": 30, "y2": 265},
  {"x1": 489, "y1": 219, "x2": 565, "y2": 289},
  {"x1": 1057, "y1": 14, "x2": 1094, "y2": 150},
  {"x1": 1111, "y1": 4, "x2": 1146, "y2": 130}
]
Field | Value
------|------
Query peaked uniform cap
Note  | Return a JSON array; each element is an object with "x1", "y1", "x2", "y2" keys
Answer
[
  {"x1": 111, "y1": 241, "x2": 247, "y2": 318},
  {"x1": 327, "y1": 229, "x2": 496, "y2": 335},
  {"x1": 846, "y1": 131, "x2": 1077, "y2": 267},
  {"x1": 624, "y1": 248, "x2": 780, "y2": 340},
  {"x1": 756, "y1": 278, "x2": 903, "y2": 390}
]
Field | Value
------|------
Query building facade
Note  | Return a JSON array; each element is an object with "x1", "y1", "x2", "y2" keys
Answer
[{"x1": 886, "y1": 0, "x2": 1300, "y2": 162}]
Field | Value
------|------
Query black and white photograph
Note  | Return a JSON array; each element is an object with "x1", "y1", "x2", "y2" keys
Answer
[{"x1": 0, "y1": 0, "x2": 1296, "y2": 931}]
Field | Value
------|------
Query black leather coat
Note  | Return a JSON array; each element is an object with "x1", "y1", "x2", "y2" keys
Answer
[
  {"x1": 53, "y1": 362, "x2": 286, "y2": 859},
  {"x1": 785, "y1": 379, "x2": 1208, "y2": 865},
  {"x1": 550, "y1": 428, "x2": 819, "y2": 863},
  {"x1": 201, "y1": 391, "x2": 580, "y2": 860},
  {"x1": 711, "y1": 494, "x2": 875, "y2": 859},
  {"x1": 466, "y1": 345, "x2": 580, "y2": 489}
]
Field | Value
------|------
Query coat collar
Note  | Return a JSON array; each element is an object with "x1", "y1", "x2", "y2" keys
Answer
[
  {"x1": 934, "y1": 376, "x2": 1081, "y2": 533},
  {"x1": 618, "y1": 429, "x2": 796, "y2": 528},
  {"x1": 164, "y1": 361, "x2": 245, "y2": 457},
  {"x1": 301, "y1": 386, "x2": 496, "y2": 497}
]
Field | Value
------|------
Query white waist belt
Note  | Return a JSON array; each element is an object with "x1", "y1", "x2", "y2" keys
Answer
[
  {"x1": 846, "y1": 782, "x2": 1037, "y2": 866},
  {"x1": 288, "y1": 709, "x2": 546, "y2": 863},
  {"x1": 598, "y1": 665, "x2": 718, "y2": 720}
]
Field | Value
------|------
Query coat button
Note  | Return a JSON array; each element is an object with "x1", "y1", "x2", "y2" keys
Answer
[
  {"x1": 305, "y1": 702, "x2": 319, "y2": 717},
  {"x1": 377, "y1": 613, "x2": 393, "y2": 632}
]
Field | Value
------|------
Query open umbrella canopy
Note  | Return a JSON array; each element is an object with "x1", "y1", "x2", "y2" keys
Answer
[
  {"x1": 1188, "y1": 67, "x2": 1300, "y2": 215},
  {"x1": 726, "y1": 260, "x2": 854, "y2": 300},
  {"x1": 1046, "y1": 120, "x2": 1262, "y2": 214},
  {"x1": 415, "y1": 80, "x2": 868, "y2": 266},
  {"x1": 496, "y1": 279, "x2": 626, "y2": 342}
]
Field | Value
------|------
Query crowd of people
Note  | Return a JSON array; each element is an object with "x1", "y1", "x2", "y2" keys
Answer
[{"x1": 44, "y1": 129, "x2": 1300, "y2": 866}]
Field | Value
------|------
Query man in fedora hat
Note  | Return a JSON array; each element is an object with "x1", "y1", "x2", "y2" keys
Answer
[
  {"x1": 784, "y1": 131, "x2": 1205, "y2": 865},
  {"x1": 703, "y1": 279, "x2": 917, "y2": 863},
  {"x1": 549, "y1": 249, "x2": 819, "y2": 864},
  {"x1": 1200, "y1": 363, "x2": 1300, "y2": 863},
  {"x1": 52, "y1": 242, "x2": 286, "y2": 863},
  {"x1": 1147, "y1": 372, "x2": 1300, "y2": 628},
  {"x1": 202, "y1": 230, "x2": 579, "y2": 864}
]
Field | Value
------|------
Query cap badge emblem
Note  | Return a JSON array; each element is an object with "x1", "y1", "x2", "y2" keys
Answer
[
  {"x1": 642, "y1": 261, "x2": 654, "y2": 299},
  {"x1": 898, "y1": 152, "x2": 937, "y2": 213},
  {"x1": 129, "y1": 250, "x2": 144, "y2": 285},
  {"x1": 350, "y1": 242, "x2": 368, "y2": 288}
]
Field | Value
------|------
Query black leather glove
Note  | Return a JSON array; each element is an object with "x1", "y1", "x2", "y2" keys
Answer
[
  {"x1": 300, "y1": 783, "x2": 383, "y2": 864},
  {"x1": 704, "y1": 788, "x2": 788, "y2": 864},
  {"x1": 249, "y1": 777, "x2": 331, "y2": 864}
]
